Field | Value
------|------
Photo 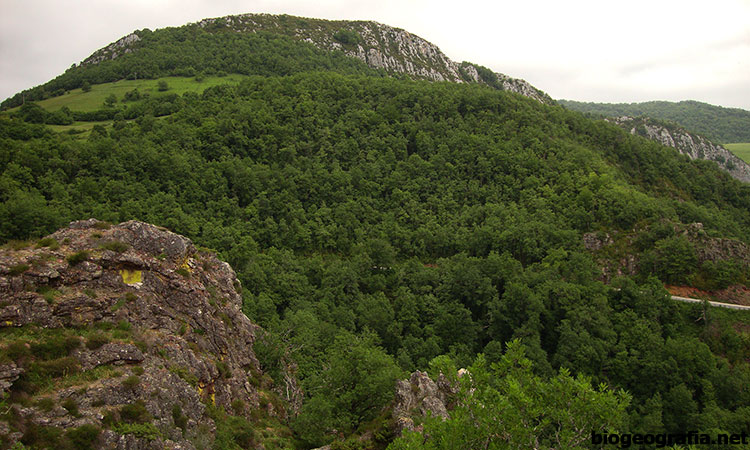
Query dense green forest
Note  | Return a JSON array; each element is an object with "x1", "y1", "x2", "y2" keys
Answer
[
  {"x1": 559, "y1": 99, "x2": 750, "y2": 144},
  {"x1": 2, "y1": 19, "x2": 750, "y2": 449}
]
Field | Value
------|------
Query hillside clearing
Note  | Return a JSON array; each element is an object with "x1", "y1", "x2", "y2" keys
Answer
[
  {"x1": 725, "y1": 143, "x2": 750, "y2": 164},
  {"x1": 5, "y1": 74, "x2": 247, "y2": 113}
]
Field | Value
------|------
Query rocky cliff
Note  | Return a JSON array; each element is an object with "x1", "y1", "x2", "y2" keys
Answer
[
  {"x1": 81, "y1": 13, "x2": 553, "y2": 104},
  {"x1": 0, "y1": 220, "x2": 286, "y2": 448},
  {"x1": 608, "y1": 116, "x2": 750, "y2": 183}
]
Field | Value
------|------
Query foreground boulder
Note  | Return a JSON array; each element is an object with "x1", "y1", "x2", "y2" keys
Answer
[{"x1": 0, "y1": 220, "x2": 281, "y2": 448}]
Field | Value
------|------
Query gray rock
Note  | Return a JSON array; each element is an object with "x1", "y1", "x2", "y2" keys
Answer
[{"x1": 0, "y1": 220, "x2": 270, "y2": 448}]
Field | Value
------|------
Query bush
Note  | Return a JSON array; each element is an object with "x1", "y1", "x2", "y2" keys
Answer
[
  {"x1": 172, "y1": 404, "x2": 188, "y2": 431},
  {"x1": 112, "y1": 422, "x2": 161, "y2": 440},
  {"x1": 8, "y1": 264, "x2": 29, "y2": 276},
  {"x1": 120, "y1": 400, "x2": 152, "y2": 424},
  {"x1": 100, "y1": 240, "x2": 129, "y2": 253},
  {"x1": 65, "y1": 424, "x2": 101, "y2": 450},
  {"x1": 62, "y1": 398, "x2": 79, "y2": 416},
  {"x1": 332, "y1": 30, "x2": 361, "y2": 45},
  {"x1": 157, "y1": 80, "x2": 169, "y2": 92},
  {"x1": 29, "y1": 356, "x2": 81, "y2": 380},
  {"x1": 122, "y1": 375, "x2": 140, "y2": 390},
  {"x1": 67, "y1": 250, "x2": 90, "y2": 266},
  {"x1": 85, "y1": 332, "x2": 110, "y2": 350},
  {"x1": 30, "y1": 335, "x2": 80, "y2": 359},
  {"x1": 36, "y1": 237, "x2": 59, "y2": 249}
]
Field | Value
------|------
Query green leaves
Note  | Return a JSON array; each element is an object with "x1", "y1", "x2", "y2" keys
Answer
[
  {"x1": 390, "y1": 341, "x2": 631, "y2": 450},
  {"x1": 293, "y1": 333, "x2": 402, "y2": 446}
]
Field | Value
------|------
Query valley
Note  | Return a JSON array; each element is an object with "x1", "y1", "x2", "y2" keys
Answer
[{"x1": 1, "y1": 12, "x2": 750, "y2": 450}]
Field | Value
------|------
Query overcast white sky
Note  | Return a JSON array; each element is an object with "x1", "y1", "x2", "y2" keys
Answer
[{"x1": 1, "y1": 0, "x2": 749, "y2": 109}]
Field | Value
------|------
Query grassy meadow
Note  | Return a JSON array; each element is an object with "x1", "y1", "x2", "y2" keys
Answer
[
  {"x1": 725, "y1": 143, "x2": 750, "y2": 164},
  {"x1": 5, "y1": 74, "x2": 247, "y2": 113}
]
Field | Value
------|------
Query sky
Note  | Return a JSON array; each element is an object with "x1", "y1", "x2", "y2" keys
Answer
[{"x1": 1, "y1": 0, "x2": 749, "y2": 109}]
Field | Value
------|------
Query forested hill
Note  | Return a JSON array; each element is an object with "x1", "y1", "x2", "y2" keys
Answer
[
  {"x1": 559, "y1": 99, "x2": 750, "y2": 143},
  {"x1": 2, "y1": 13, "x2": 750, "y2": 450},
  {"x1": 0, "y1": 13, "x2": 551, "y2": 110}
]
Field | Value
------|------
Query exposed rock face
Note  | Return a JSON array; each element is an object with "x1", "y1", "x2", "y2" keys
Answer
[
  {"x1": 608, "y1": 116, "x2": 750, "y2": 183},
  {"x1": 392, "y1": 371, "x2": 455, "y2": 435},
  {"x1": 0, "y1": 220, "x2": 269, "y2": 448},
  {"x1": 81, "y1": 13, "x2": 553, "y2": 104},
  {"x1": 83, "y1": 32, "x2": 141, "y2": 65},
  {"x1": 583, "y1": 223, "x2": 750, "y2": 285}
]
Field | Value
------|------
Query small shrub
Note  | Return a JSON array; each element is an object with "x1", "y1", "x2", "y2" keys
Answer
[
  {"x1": 116, "y1": 320, "x2": 132, "y2": 331},
  {"x1": 100, "y1": 241, "x2": 129, "y2": 253},
  {"x1": 333, "y1": 29, "x2": 361, "y2": 45},
  {"x1": 35, "y1": 397, "x2": 55, "y2": 412},
  {"x1": 30, "y1": 335, "x2": 80, "y2": 359},
  {"x1": 8, "y1": 264, "x2": 29, "y2": 276},
  {"x1": 4, "y1": 240, "x2": 32, "y2": 251},
  {"x1": 36, "y1": 238, "x2": 59, "y2": 250},
  {"x1": 37, "y1": 285, "x2": 61, "y2": 304},
  {"x1": 133, "y1": 340, "x2": 147, "y2": 352},
  {"x1": 120, "y1": 400, "x2": 151, "y2": 424},
  {"x1": 125, "y1": 292, "x2": 137, "y2": 302},
  {"x1": 132, "y1": 366, "x2": 144, "y2": 376},
  {"x1": 65, "y1": 424, "x2": 101, "y2": 450},
  {"x1": 172, "y1": 404, "x2": 188, "y2": 431},
  {"x1": 231, "y1": 399, "x2": 245, "y2": 415},
  {"x1": 93, "y1": 222, "x2": 111, "y2": 230},
  {"x1": 157, "y1": 80, "x2": 169, "y2": 91},
  {"x1": 67, "y1": 250, "x2": 90, "y2": 266},
  {"x1": 31, "y1": 356, "x2": 81, "y2": 379},
  {"x1": 5, "y1": 341, "x2": 31, "y2": 363},
  {"x1": 216, "y1": 361, "x2": 231, "y2": 379},
  {"x1": 112, "y1": 422, "x2": 161, "y2": 440},
  {"x1": 20, "y1": 423, "x2": 64, "y2": 447},
  {"x1": 178, "y1": 322, "x2": 187, "y2": 336},
  {"x1": 176, "y1": 268, "x2": 190, "y2": 277},
  {"x1": 110, "y1": 298, "x2": 125, "y2": 312},
  {"x1": 62, "y1": 398, "x2": 80, "y2": 416},
  {"x1": 83, "y1": 288, "x2": 97, "y2": 298},
  {"x1": 169, "y1": 365, "x2": 198, "y2": 387},
  {"x1": 122, "y1": 375, "x2": 140, "y2": 390},
  {"x1": 86, "y1": 332, "x2": 110, "y2": 350}
]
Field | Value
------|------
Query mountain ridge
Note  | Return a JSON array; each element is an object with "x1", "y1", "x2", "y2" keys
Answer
[{"x1": 2, "y1": 13, "x2": 553, "y2": 109}]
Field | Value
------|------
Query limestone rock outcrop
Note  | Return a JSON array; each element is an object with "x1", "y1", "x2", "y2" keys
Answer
[
  {"x1": 0, "y1": 219, "x2": 272, "y2": 448},
  {"x1": 392, "y1": 371, "x2": 456, "y2": 435},
  {"x1": 608, "y1": 116, "x2": 750, "y2": 183}
]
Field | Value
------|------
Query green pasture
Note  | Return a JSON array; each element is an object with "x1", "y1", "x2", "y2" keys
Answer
[
  {"x1": 725, "y1": 143, "x2": 750, "y2": 164},
  {"x1": 7, "y1": 74, "x2": 247, "y2": 113}
]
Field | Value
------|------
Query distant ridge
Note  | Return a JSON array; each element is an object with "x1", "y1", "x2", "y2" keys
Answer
[{"x1": 559, "y1": 99, "x2": 750, "y2": 143}]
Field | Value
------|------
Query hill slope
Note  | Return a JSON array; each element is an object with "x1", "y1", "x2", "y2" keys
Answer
[
  {"x1": 559, "y1": 99, "x2": 750, "y2": 143},
  {"x1": 2, "y1": 13, "x2": 750, "y2": 449},
  {"x1": 1, "y1": 13, "x2": 552, "y2": 110},
  {"x1": 607, "y1": 116, "x2": 750, "y2": 183}
]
